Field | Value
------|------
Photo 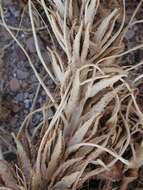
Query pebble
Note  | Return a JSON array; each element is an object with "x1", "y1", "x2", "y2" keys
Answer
[
  {"x1": 10, "y1": 78, "x2": 20, "y2": 91},
  {"x1": 24, "y1": 99, "x2": 32, "y2": 109},
  {"x1": 26, "y1": 37, "x2": 44, "y2": 53},
  {"x1": 24, "y1": 92, "x2": 29, "y2": 99},
  {"x1": 15, "y1": 93, "x2": 24, "y2": 102},
  {"x1": 26, "y1": 37, "x2": 36, "y2": 53},
  {"x1": 21, "y1": 33, "x2": 25, "y2": 38},
  {"x1": 35, "y1": 113, "x2": 42, "y2": 121},
  {"x1": 17, "y1": 69, "x2": 29, "y2": 80},
  {"x1": 32, "y1": 113, "x2": 43, "y2": 126},
  {"x1": 29, "y1": 93, "x2": 34, "y2": 99},
  {"x1": 12, "y1": 104, "x2": 20, "y2": 113},
  {"x1": 21, "y1": 82, "x2": 28, "y2": 89}
]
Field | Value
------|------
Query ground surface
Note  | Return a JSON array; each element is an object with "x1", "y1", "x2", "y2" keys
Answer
[
  {"x1": 0, "y1": 0, "x2": 55, "y2": 133},
  {"x1": 0, "y1": 0, "x2": 143, "y2": 189}
]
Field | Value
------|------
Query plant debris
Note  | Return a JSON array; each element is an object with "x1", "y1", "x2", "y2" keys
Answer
[{"x1": 0, "y1": 0, "x2": 143, "y2": 190}]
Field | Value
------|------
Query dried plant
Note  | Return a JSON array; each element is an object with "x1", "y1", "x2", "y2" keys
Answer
[{"x1": 0, "y1": 0, "x2": 143, "y2": 190}]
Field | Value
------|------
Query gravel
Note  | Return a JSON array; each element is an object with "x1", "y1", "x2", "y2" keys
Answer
[
  {"x1": 24, "y1": 99, "x2": 32, "y2": 109},
  {"x1": 9, "y1": 78, "x2": 20, "y2": 91},
  {"x1": 16, "y1": 69, "x2": 29, "y2": 80},
  {"x1": 15, "y1": 93, "x2": 24, "y2": 102}
]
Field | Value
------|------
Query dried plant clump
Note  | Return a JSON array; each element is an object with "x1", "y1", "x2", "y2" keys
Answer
[{"x1": 0, "y1": 0, "x2": 143, "y2": 190}]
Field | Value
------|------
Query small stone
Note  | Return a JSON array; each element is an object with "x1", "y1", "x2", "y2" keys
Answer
[
  {"x1": 15, "y1": 93, "x2": 23, "y2": 102},
  {"x1": 29, "y1": 94, "x2": 34, "y2": 99},
  {"x1": 13, "y1": 73, "x2": 16, "y2": 77},
  {"x1": 24, "y1": 99, "x2": 32, "y2": 109},
  {"x1": 35, "y1": 113, "x2": 42, "y2": 121},
  {"x1": 24, "y1": 92, "x2": 29, "y2": 99},
  {"x1": 26, "y1": 37, "x2": 36, "y2": 53},
  {"x1": 32, "y1": 113, "x2": 43, "y2": 125},
  {"x1": 21, "y1": 82, "x2": 28, "y2": 89},
  {"x1": 26, "y1": 37, "x2": 44, "y2": 53},
  {"x1": 12, "y1": 104, "x2": 20, "y2": 113},
  {"x1": 17, "y1": 69, "x2": 29, "y2": 80},
  {"x1": 21, "y1": 33, "x2": 25, "y2": 38},
  {"x1": 10, "y1": 78, "x2": 20, "y2": 91}
]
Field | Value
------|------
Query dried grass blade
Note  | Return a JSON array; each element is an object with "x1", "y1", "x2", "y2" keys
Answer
[
  {"x1": 53, "y1": 171, "x2": 80, "y2": 189},
  {"x1": 89, "y1": 74, "x2": 126, "y2": 98},
  {"x1": 69, "y1": 115, "x2": 97, "y2": 146},
  {"x1": 73, "y1": 23, "x2": 83, "y2": 62},
  {"x1": 46, "y1": 130, "x2": 64, "y2": 179},
  {"x1": 53, "y1": 0, "x2": 65, "y2": 17},
  {"x1": 81, "y1": 24, "x2": 90, "y2": 62},
  {"x1": 47, "y1": 48, "x2": 64, "y2": 82},
  {"x1": 96, "y1": 9, "x2": 118, "y2": 42},
  {"x1": 66, "y1": 71, "x2": 80, "y2": 118},
  {"x1": 51, "y1": 157, "x2": 83, "y2": 186},
  {"x1": 12, "y1": 134, "x2": 32, "y2": 184},
  {"x1": 85, "y1": 0, "x2": 99, "y2": 25}
]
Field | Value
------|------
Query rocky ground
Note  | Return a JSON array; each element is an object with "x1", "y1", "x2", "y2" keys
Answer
[{"x1": 0, "y1": 0, "x2": 55, "y2": 133}]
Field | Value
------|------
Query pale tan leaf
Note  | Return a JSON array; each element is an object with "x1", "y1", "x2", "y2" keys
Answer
[
  {"x1": 91, "y1": 85, "x2": 123, "y2": 114},
  {"x1": 40, "y1": 129, "x2": 57, "y2": 175},
  {"x1": 73, "y1": 23, "x2": 83, "y2": 62},
  {"x1": 48, "y1": 48, "x2": 64, "y2": 82},
  {"x1": 79, "y1": 84, "x2": 124, "y2": 126},
  {"x1": 53, "y1": 172, "x2": 80, "y2": 189},
  {"x1": 69, "y1": 0, "x2": 73, "y2": 21},
  {"x1": 96, "y1": 9, "x2": 118, "y2": 42},
  {"x1": 101, "y1": 66, "x2": 126, "y2": 75},
  {"x1": 81, "y1": 24, "x2": 90, "y2": 62},
  {"x1": 101, "y1": 14, "x2": 119, "y2": 47},
  {"x1": 69, "y1": 115, "x2": 97, "y2": 146},
  {"x1": 61, "y1": 68, "x2": 71, "y2": 95},
  {"x1": 53, "y1": 0, "x2": 65, "y2": 17},
  {"x1": 86, "y1": 113, "x2": 102, "y2": 141},
  {"x1": 31, "y1": 172, "x2": 42, "y2": 190},
  {"x1": 89, "y1": 74, "x2": 126, "y2": 98},
  {"x1": 74, "y1": 134, "x2": 109, "y2": 159},
  {"x1": 51, "y1": 157, "x2": 83, "y2": 186},
  {"x1": 85, "y1": 0, "x2": 99, "y2": 25},
  {"x1": 66, "y1": 71, "x2": 80, "y2": 118},
  {"x1": 46, "y1": 130, "x2": 64, "y2": 179},
  {"x1": 130, "y1": 141, "x2": 143, "y2": 168},
  {"x1": 106, "y1": 95, "x2": 120, "y2": 126},
  {"x1": 50, "y1": 16, "x2": 65, "y2": 51},
  {"x1": 12, "y1": 134, "x2": 32, "y2": 184}
]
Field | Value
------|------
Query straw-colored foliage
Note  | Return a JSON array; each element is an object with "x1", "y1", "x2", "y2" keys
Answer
[{"x1": 0, "y1": 0, "x2": 143, "y2": 189}]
